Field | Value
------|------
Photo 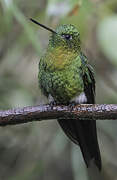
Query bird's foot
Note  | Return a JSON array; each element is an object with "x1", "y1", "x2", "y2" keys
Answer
[
  {"x1": 49, "y1": 100, "x2": 62, "y2": 110},
  {"x1": 68, "y1": 102, "x2": 78, "y2": 111}
]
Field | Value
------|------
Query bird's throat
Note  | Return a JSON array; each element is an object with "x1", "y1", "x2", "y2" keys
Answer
[{"x1": 45, "y1": 47, "x2": 78, "y2": 71}]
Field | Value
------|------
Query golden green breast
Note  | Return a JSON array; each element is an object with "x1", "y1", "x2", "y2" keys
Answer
[
  {"x1": 43, "y1": 47, "x2": 80, "y2": 71},
  {"x1": 38, "y1": 52, "x2": 84, "y2": 103}
]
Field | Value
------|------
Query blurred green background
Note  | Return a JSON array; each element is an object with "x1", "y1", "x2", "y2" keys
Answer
[{"x1": 0, "y1": 0, "x2": 117, "y2": 179}]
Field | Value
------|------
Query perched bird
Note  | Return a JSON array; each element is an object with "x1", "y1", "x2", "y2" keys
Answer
[{"x1": 30, "y1": 18, "x2": 102, "y2": 170}]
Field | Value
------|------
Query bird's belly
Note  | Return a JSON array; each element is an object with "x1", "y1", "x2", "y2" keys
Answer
[{"x1": 46, "y1": 71, "x2": 84, "y2": 104}]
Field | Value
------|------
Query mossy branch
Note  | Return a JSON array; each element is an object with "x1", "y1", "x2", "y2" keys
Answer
[{"x1": 0, "y1": 104, "x2": 117, "y2": 126}]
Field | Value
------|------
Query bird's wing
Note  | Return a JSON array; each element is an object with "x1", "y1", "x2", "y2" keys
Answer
[{"x1": 83, "y1": 63, "x2": 95, "y2": 103}]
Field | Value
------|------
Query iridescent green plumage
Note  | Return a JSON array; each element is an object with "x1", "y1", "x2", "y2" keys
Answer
[
  {"x1": 30, "y1": 19, "x2": 102, "y2": 170},
  {"x1": 39, "y1": 25, "x2": 86, "y2": 103}
]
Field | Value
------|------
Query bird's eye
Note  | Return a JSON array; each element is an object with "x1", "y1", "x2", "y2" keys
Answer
[{"x1": 62, "y1": 34, "x2": 72, "y2": 40}]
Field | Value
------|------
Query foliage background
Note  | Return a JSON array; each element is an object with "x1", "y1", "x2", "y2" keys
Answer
[{"x1": 0, "y1": 0, "x2": 117, "y2": 179}]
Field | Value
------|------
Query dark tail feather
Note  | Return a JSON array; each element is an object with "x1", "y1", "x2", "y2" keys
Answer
[
  {"x1": 74, "y1": 120, "x2": 102, "y2": 170},
  {"x1": 57, "y1": 119, "x2": 102, "y2": 171}
]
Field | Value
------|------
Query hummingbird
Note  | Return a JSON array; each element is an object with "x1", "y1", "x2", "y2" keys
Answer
[{"x1": 30, "y1": 18, "x2": 102, "y2": 170}]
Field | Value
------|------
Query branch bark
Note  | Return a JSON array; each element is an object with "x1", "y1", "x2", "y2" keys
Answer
[{"x1": 0, "y1": 104, "x2": 117, "y2": 126}]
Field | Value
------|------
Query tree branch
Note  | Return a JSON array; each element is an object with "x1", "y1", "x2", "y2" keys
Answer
[{"x1": 0, "y1": 104, "x2": 117, "y2": 126}]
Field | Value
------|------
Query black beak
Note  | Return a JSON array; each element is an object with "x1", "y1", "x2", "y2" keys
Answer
[{"x1": 30, "y1": 18, "x2": 57, "y2": 34}]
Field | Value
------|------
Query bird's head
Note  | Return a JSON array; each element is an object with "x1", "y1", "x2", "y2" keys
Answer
[
  {"x1": 30, "y1": 19, "x2": 81, "y2": 53},
  {"x1": 49, "y1": 24, "x2": 81, "y2": 53}
]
